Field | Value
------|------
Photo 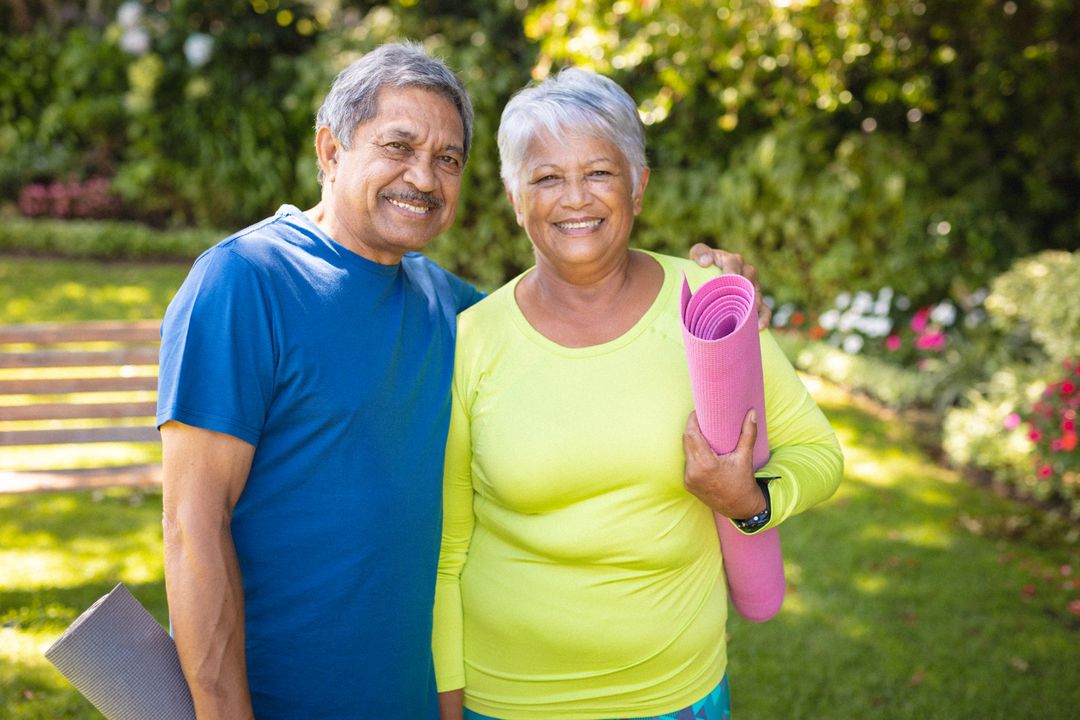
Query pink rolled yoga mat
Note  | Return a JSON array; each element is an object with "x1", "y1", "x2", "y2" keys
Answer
[{"x1": 680, "y1": 274, "x2": 785, "y2": 622}]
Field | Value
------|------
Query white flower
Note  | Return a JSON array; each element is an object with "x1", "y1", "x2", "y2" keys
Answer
[
  {"x1": 878, "y1": 286, "x2": 894, "y2": 303},
  {"x1": 117, "y1": 1, "x2": 143, "y2": 28},
  {"x1": 930, "y1": 300, "x2": 957, "y2": 326},
  {"x1": 835, "y1": 292, "x2": 852, "y2": 309},
  {"x1": 184, "y1": 33, "x2": 214, "y2": 68},
  {"x1": 852, "y1": 291, "x2": 874, "y2": 314},
  {"x1": 856, "y1": 316, "x2": 893, "y2": 338},
  {"x1": 819, "y1": 309, "x2": 841, "y2": 331},
  {"x1": 873, "y1": 299, "x2": 892, "y2": 316},
  {"x1": 120, "y1": 27, "x2": 150, "y2": 55},
  {"x1": 896, "y1": 295, "x2": 911, "y2": 311},
  {"x1": 838, "y1": 311, "x2": 858, "y2": 332},
  {"x1": 842, "y1": 334, "x2": 865, "y2": 354}
]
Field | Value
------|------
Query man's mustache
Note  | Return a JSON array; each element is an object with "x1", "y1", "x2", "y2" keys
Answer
[{"x1": 381, "y1": 190, "x2": 444, "y2": 209}]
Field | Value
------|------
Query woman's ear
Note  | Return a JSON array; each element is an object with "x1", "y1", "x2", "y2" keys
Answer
[
  {"x1": 632, "y1": 166, "x2": 651, "y2": 216},
  {"x1": 505, "y1": 183, "x2": 525, "y2": 227},
  {"x1": 315, "y1": 127, "x2": 340, "y2": 184}
]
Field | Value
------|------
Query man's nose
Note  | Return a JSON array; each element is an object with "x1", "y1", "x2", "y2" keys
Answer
[{"x1": 403, "y1": 155, "x2": 437, "y2": 193}]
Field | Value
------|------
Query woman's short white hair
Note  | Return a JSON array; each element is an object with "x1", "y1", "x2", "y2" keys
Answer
[{"x1": 497, "y1": 68, "x2": 647, "y2": 196}]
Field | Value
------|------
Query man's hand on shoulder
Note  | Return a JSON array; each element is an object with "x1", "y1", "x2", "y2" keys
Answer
[{"x1": 689, "y1": 243, "x2": 772, "y2": 330}]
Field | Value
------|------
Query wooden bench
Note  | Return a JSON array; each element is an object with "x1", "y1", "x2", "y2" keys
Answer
[{"x1": 0, "y1": 320, "x2": 163, "y2": 493}]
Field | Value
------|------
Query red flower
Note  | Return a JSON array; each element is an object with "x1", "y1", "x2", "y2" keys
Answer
[
  {"x1": 1029, "y1": 429, "x2": 1042, "y2": 443},
  {"x1": 1062, "y1": 381, "x2": 1076, "y2": 395},
  {"x1": 910, "y1": 307, "x2": 930, "y2": 333},
  {"x1": 790, "y1": 311, "x2": 805, "y2": 327},
  {"x1": 1062, "y1": 433, "x2": 1078, "y2": 452},
  {"x1": 1038, "y1": 465, "x2": 1053, "y2": 478},
  {"x1": 915, "y1": 332, "x2": 946, "y2": 351}
]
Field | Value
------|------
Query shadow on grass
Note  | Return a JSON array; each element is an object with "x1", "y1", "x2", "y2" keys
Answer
[{"x1": 1, "y1": 579, "x2": 167, "y2": 720}]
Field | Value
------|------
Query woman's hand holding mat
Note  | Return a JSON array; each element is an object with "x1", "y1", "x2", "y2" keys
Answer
[{"x1": 680, "y1": 274, "x2": 785, "y2": 622}]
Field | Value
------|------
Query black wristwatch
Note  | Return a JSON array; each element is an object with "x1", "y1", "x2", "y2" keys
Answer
[{"x1": 733, "y1": 475, "x2": 779, "y2": 533}]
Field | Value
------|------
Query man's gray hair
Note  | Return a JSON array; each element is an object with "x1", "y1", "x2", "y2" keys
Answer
[
  {"x1": 315, "y1": 42, "x2": 474, "y2": 183},
  {"x1": 497, "y1": 68, "x2": 647, "y2": 197}
]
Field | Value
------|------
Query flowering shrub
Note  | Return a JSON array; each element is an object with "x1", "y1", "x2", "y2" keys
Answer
[
  {"x1": 772, "y1": 286, "x2": 988, "y2": 370},
  {"x1": 1022, "y1": 359, "x2": 1080, "y2": 510},
  {"x1": 18, "y1": 177, "x2": 122, "y2": 220}
]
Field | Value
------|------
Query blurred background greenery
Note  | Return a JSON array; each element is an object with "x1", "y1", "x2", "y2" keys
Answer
[
  {"x1": 2, "y1": 0, "x2": 1076, "y2": 521},
  {"x1": 1, "y1": 1, "x2": 1078, "y2": 716}
]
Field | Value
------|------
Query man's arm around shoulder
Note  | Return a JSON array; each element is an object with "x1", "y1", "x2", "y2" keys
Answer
[{"x1": 161, "y1": 421, "x2": 256, "y2": 720}]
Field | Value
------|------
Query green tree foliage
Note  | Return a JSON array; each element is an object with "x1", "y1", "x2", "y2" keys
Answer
[
  {"x1": 528, "y1": 0, "x2": 1078, "y2": 303},
  {"x1": 1, "y1": 1, "x2": 1076, "y2": 300}
]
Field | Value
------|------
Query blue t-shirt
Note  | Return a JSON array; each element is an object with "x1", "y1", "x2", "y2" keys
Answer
[{"x1": 157, "y1": 205, "x2": 483, "y2": 718}]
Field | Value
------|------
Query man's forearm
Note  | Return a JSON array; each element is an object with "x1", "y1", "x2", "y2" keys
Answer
[{"x1": 163, "y1": 516, "x2": 254, "y2": 720}]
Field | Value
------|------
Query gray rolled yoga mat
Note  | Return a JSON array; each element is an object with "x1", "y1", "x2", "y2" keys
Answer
[{"x1": 44, "y1": 583, "x2": 196, "y2": 720}]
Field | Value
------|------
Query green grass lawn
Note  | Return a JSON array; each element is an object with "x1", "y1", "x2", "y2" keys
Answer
[
  {"x1": 2, "y1": 378, "x2": 1077, "y2": 718},
  {"x1": 3, "y1": 256, "x2": 1078, "y2": 718},
  {"x1": 0, "y1": 256, "x2": 191, "y2": 324}
]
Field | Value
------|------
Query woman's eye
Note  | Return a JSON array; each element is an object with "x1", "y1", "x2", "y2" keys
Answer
[{"x1": 533, "y1": 175, "x2": 559, "y2": 185}]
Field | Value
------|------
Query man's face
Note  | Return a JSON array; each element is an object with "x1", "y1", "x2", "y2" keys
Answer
[{"x1": 319, "y1": 86, "x2": 465, "y2": 264}]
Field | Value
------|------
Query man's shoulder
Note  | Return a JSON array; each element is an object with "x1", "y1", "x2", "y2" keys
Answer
[{"x1": 401, "y1": 253, "x2": 484, "y2": 313}]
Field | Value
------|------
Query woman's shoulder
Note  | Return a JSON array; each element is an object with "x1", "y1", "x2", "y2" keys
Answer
[
  {"x1": 637, "y1": 250, "x2": 721, "y2": 288},
  {"x1": 455, "y1": 271, "x2": 527, "y2": 339}
]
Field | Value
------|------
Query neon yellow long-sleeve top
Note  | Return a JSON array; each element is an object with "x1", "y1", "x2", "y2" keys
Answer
[{"x1": 434, "y1": 252, "x2": 843, "y2": 719}]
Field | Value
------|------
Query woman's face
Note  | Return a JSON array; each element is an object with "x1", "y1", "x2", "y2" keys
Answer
[{"x1": 509, "y1": 130, "x2": 649, "y2": 272}]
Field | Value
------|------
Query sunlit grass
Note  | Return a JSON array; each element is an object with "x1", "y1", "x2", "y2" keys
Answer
[
  {"x1": 0, "y1": 256, "x2": 189, "y2": 323},
  {"x1": 1, "y1": 487, "x2": 167, "y2": 718}
]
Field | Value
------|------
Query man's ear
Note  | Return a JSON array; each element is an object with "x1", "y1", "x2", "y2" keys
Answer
[
  {"x1": 315, "y1": 127, "x2": 340, "y2": 183},
  {"x1": 504, "y1": 183, "x2": 525, "y2": 227}
]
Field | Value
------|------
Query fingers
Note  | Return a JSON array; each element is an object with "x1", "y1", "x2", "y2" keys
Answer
[
  {"x1": 682, "y1": 411, "x2": 714, "y2": 465},
  {"x1": 754, "y1": 292, "x2": 773, "y2": 330},
  {"x1": 736, "y1": 408, "x2": 758, "y2": 457},
  {"x1": 690, "y1": 243, "x2": 716, "y2": 268},
  {"x1": 690, "y1": 244, "x2": 743, "y2": 275}
]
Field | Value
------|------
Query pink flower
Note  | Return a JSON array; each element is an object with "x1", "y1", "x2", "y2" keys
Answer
[
  {"x1": 1029, "y1": 429, "x2": 1042, "y2": 442},
  {"x1": 910, "y1": 307, "x2": 931, "y2": 333},
  {"x1": 915, "y1": 332, "x2": 946, "y2": 351},
  {"x1": 1004, "y1": 413, "x2": 1022, "y2": 430},
  {"x1": 885, "y1": 335, "x2": 902, "y2": 352},
  {"x1": 1064, "y1": 419, "x2": 1076, "y2": 433},
  {"x1": 1063, "y1": 381, "x2": 1076, "y2": 395},
  {"x1": 1037, "y1": 464, "x2": 1053, "y2": 478}
]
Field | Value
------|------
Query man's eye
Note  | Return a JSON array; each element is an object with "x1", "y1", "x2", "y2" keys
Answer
[
  {"x1": 386, "y1": 142, "x2": 410, "y2": 152},
  {"x1": 439, "y1": 155, "x2": 462, "y2": 168}
]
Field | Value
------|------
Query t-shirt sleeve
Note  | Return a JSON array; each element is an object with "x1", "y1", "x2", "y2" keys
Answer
[
  {"x1": 156, "y1": 246, "x2": 275, "y2": 447},
  {"x1": 432, "y1": 340, "x2": 476, "y2": 692},
  {"x1": 755, "y1": 329, "x2": 844, "y2": 526},
  {"x1": 446, "y1": 270, "x2": 485, "y2": 314}
]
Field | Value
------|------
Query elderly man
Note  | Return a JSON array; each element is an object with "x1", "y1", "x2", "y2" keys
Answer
[{"x1": 158, "y1": 42, "x2": 760, "y2": 719}]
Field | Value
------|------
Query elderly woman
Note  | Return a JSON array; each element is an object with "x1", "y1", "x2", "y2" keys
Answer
[{"x1": 433, "y1": 69, "x2": 842, "y2": 720}]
